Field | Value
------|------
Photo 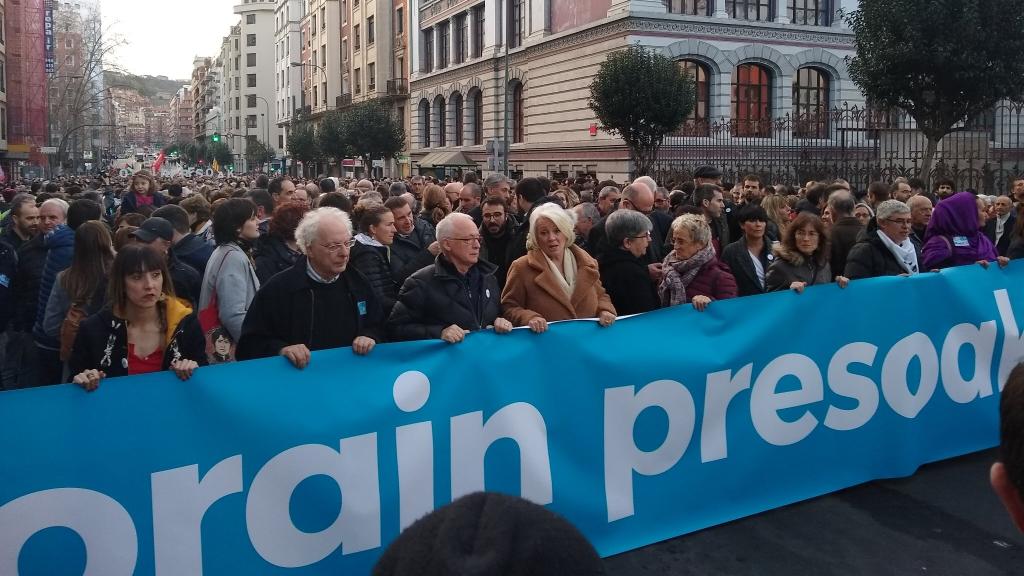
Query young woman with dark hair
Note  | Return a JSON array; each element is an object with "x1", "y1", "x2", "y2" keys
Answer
[
  {"x1": 199, "y1": 198, "x2": 261, "y2": 343},
  {"x1": 68, "y1": 245, "x2": 206, "y2": 390}
]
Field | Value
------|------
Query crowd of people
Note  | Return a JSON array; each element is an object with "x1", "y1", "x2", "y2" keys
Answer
[
  {"x1": 0, "y1": 167, "x2": 1018, "y2": 390},
  {"x1": 5, "y1": 166, "x2": 1024, "y2": 572}
]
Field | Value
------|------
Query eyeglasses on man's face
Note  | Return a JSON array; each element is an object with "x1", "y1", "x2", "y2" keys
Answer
[{"x1": 320, "y1": 239, "x2": 356, "y2": 253}]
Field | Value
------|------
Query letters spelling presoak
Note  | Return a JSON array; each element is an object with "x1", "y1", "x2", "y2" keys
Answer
[{"x1": 0, "y1": 265, "x2": 1016, "y2": 574}]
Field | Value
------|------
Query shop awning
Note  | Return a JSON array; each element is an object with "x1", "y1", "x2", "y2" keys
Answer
[{"x1": 416, "y1": 151, "x2": 478, "y2": 168}]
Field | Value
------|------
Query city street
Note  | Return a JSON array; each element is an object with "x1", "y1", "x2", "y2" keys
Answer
[{"x1": 607, "y1": 449, "x2": 1022, "y2": 575}]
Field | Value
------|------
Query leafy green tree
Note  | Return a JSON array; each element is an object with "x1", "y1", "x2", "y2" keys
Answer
[
  {"x1": 288, "y1": 121, "x2": 322, "y2": 167},
  {"x1": 340, "y1": 100, "x2": 406, "y2": 174},
  {"x1": 847, "y1": 0, "x2": 1024, "y2": 178},
  {"x1": 588, "y1": 44, "x2": 695, "y2": 177},
  {"x1": 245, "y1": 139, "x2": 275, "y2": 171},
  {"x1": 209, "y1": 142, "x2": 234, "y2": 168},
  {"x1": 317, "y1": 110, "x2": 351, "y2": 165}
]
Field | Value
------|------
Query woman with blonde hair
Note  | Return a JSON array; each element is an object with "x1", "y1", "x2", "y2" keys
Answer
[
  {"x1": 501, "y1": 203, "x2": 616, "y2": 333},
  {"x1": 761, "y1": 194, "x2": 792, "y2": 240},
  {"x1": 419, "y1": 183, "x2": 451, "y2": 227}
]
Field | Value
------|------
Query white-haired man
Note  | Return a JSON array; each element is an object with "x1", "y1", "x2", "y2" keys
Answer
[
  {"x1": 388, "y1": 212, "x2": 512, "y2": 344},
  {"x1": 237, "y1": 207, "x2": 384, "y2": 368}
]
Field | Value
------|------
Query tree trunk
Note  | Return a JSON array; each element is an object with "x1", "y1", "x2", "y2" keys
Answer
[{"x1": 920, "y1": 137, "x2": 939, "y2": 185}]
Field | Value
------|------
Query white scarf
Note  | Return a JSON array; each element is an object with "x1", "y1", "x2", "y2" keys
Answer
[
  {"x1": 997, "y1": 212, "x2": 1011, "y2": 244},
  {"x1": 877, "y1": 230, "x2": 919, "y2": 274},
  {"x1": 543, "y1": 248, "x2": 577, "y2": 299},
  {"x1": 355, "y1": 233, "x2": 384, "y2": 248}
]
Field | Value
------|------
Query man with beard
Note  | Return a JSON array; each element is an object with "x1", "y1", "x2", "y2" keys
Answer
[
  {"x1": 478, "y1": 197, "x2": 515, "y2": 290},
  {"x1": 2, "y1": 194, "x2": 39, "y2": 250}
]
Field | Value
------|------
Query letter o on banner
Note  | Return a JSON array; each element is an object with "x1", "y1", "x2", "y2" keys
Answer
[
  {"x1": 206, "y1": 169, "x2": 214, "y2": 177},
  {"x1": 0, "y1": 488, "x2": 138, "y2": 575},
  {"x1": 881, "y1": 332, "x2": 939, "y2": 418},
  {"x1": 119, "y1": 169, "x2": 130, "y2": 178}
]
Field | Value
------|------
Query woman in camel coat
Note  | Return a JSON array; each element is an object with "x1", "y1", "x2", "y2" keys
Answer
[{"x1": 501, "y1": 203, "x2": 617, "y2": 333}]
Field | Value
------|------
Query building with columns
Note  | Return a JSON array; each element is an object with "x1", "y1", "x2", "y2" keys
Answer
[{"x1": 409, "y1": 0, "x2": 861, "y2": 181}]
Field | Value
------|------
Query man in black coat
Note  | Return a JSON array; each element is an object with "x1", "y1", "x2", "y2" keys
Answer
[
  {"x1": 132, "y1": 217, "x2": 202, "y2": 308},
  {"x1": 388, "y1": 213, "x2": 512, "y2": 343},
  {"x1": 236, "y1": 207, "x2": 384, "y2": 368},
  {"x1": 386, "y1": 195, "x2": 439, "y2": 284},
  {"x1": 985, "y1": 195, "x2": 1017, "y2": 256},
  {"x1": 827, "y1": 191, "x2": 863, "y2": 278},
  {"x1": 844, "y1": 200, "x2": 922, "y2": 280}
]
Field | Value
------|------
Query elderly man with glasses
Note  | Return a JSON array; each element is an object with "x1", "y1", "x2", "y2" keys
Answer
[
  {"x1": 844, "y1": 199, "x2": 923, "y2": 280},
  {"x1": 236, "y1": 207, "x2": 385, "y2": 369},
  {"x1": 388, "y1": 212, "x2": 512, "y2": 344}
]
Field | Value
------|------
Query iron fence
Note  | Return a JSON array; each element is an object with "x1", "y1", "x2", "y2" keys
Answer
[{"x1": 649, "y1": 103, "x2": 1024, "y2": 194}]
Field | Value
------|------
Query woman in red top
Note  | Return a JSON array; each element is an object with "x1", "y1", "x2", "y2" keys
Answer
[{"x1": 69, "y1": 245, "x2": 206, "y2": 390}]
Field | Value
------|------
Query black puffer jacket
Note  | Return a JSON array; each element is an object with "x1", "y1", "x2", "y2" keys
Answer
[
  {"x1": 387, "y1": 256, "x2": 502, "y2": 342},
  {"x1": 67, "y1": 298, "x2": 207, "y2": 381},
  {"x1": 350, "y1": 239, "x2": 400, "y2": 316},
  {"x1": 844, "y1": 232, "x2": 922, "y2": 280}
]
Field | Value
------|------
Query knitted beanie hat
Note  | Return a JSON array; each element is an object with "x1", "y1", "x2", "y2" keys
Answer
[{"x1": 372, "y1": 492, "x2": 606, "y2": 576}]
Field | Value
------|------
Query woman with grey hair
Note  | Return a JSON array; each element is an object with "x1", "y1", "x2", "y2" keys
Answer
[
  {"x1": 660, "y1": 214, "x2": 737, "y2": 312},
  {"x1": 501, "y1": 203, "x2": 617, "y2": 333},
  {"x1": 599, "y1": 210, "x2": 660, "y2": 315}
]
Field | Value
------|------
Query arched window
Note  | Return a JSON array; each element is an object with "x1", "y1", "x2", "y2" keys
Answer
[
  {"x1": 789, "y1": 0, "x2": 829, "y2": 26},
  {"x1": 675, "y1": 60, "x2": 710, "y2": 136},
  {"x1": 726, "y1": 0, "x2": 772, "y2": 21},
  {"x1": 434, "y1": 96, "x2": 446, "y2": 147},
  {"x1": 419, "y1": 99, "x2": 431, "y2": 148},
  {"x1": 451, "y1": 92, "x2": 464, "y2": 147},
  {"x1": 793, "y1": 67, "x2": 829, "y2": 139},
  {"x1": 732, "y1": 63, "x2": 772, "y2": 137},
  {"x1": 665, "y1": 0, "x2": 710, "y2": 15},
  {"x1": 511, "y1": 81, "x2": 524, "y2": 143},
  {"x1": 470, "y1": 89, "x2": 484, "y2": 145}
]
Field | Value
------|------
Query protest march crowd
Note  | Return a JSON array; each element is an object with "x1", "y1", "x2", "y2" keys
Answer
[
  {"x1": 5, "y1": 166, "x2": 1024, "y2": 572},
  {"x1": 0, "y1": 167, "x2": 1020, "y2": 387}
]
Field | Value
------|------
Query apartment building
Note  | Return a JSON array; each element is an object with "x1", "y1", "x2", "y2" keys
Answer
[
  {"x1": 274, "y1": 0, "x2": 303, "y2": 154},
  {"x1": 233, "y1": 0, "x2": 281, "y2": 170}
]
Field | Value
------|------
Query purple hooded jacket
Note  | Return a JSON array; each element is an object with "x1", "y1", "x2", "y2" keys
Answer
[{"x1": 921, "y1": 192, "x2": 998, "y2": 270}]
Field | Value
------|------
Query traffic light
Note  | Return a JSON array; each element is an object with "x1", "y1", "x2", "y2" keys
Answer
[{"x1": 211, "y1": 132, "x2": 221, "y2": 143}]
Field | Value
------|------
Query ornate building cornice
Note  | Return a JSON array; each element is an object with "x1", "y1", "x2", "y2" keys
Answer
[{"x1": 411, "y1": 15, "x2": 855, "y2": 94}]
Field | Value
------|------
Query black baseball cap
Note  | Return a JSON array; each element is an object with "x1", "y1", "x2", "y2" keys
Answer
[{"x1": 131, "y1": 217, "x2": 174, "y2": 243}]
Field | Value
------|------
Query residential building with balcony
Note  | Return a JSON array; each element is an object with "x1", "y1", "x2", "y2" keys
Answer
[
  {"x1": 275, "y1": 0, "x2": 303, "y2": 154},
  {"x1": 232, "y1": 0, "x2": 282, "y2": 170},
  {"x1": 169, "y1": 85, "x2": 194, "y2": 143},
  {"x1": 346, "y1": 0, "x2": 411, "y2": 176}
]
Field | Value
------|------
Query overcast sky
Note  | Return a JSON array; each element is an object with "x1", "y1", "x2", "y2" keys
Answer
[{"x1": 101, "y1": 0, "x2": 240, "y2": 80}]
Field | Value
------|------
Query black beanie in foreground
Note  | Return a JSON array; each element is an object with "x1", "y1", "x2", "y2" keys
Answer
[{"x1": 372, "y1": 492, "x2": 606, "y2": 576}]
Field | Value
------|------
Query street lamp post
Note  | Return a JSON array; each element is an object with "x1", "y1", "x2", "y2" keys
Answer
[{"x1": 290, "y1": 62, "x2": 329, "y2": 109}]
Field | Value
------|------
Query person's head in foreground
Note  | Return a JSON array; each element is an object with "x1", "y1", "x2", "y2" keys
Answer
[
  {"x1": 993, "y1": 362, "x2": 1024, "y2": 532},
  {"x1": 372, "y1": 492, "x2": 606, "y2": 576}
]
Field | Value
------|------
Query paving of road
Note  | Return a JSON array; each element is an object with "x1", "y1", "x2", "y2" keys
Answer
[{"x1": 605, "y1": 449, "x2": 1023, "y2": 576}]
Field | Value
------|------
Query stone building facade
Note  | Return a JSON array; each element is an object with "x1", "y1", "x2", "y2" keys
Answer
[{"x1": 409, "y1": 0, "x2": 861, "y2": 181}]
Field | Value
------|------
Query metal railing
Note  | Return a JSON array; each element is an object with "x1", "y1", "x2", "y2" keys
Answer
[
  {"x1": 386, "y1": 78, "x2": 409, "y2": 96},
  {"x1": 648, "y1": 103, "x2": 1024, "y2": 194}
]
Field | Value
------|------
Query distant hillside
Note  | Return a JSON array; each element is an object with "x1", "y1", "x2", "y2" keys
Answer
[{"x1": 103, "y1": 70, "x2": 189, "y2": 107}]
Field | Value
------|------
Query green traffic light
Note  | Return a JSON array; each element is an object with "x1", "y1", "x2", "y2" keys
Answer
[{"x1": 212, "y1": 133, "x2": 221, "y2": 143}]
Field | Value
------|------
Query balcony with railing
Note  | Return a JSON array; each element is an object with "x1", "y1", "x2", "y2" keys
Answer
[{"x1": 386, "y1": 78, "x2": 408, "y2": 97}]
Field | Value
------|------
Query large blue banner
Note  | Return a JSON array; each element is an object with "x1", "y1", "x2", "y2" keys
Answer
[{"x1": 1, "y1": 263, "x2": 1021, "y2": 575}]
